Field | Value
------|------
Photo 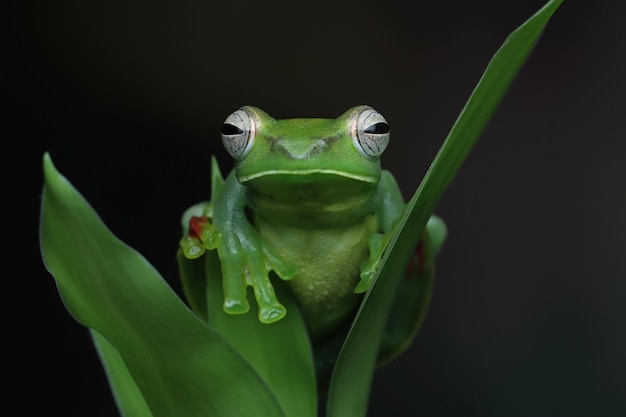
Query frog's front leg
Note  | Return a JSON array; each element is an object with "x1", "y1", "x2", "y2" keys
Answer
[
  {"x1": 213, "y1": 172, "x2": 296, "y2": 323},
  {"x1": 356, "y1": 170, "x2": 405, "y2": 293},
  {"x1": 356, "y1": 232, "x2": 391, "y2": 293}
]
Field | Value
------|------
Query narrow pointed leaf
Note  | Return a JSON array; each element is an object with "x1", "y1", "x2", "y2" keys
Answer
[
  {"x1": 210, "y1": 156, "x2": 225, "y2": 201},
  {"x1": 377, "y1": 229, "x2": 437, "y2": 366},
  {"x1": 40, "y1": 153, "x2": 285, "y2": 417},
  {"x1": 327, "y1": 1, "x2": 565, "y2": 416}
]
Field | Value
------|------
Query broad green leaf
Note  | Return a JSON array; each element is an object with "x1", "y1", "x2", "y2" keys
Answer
[
  {"x1": 177, "y1": 248, "x2": 209, "y2": 320},
  {"x1": 40, "y1": 153, "x2": 285, "y2": 417},
  {"x1": 326, "y1": 1, "x2": 565, "y2": 416},
  {"x1": 91, "y1": 329, "x2": 154, "y2": 417},
  {"x1": 205, "y1": 251, "x2": 318, "y2": 417}
]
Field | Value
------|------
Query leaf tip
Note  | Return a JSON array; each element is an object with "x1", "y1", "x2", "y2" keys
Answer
[{"x1": 43, "y1": 152, "x2": 57, "y2": 182}]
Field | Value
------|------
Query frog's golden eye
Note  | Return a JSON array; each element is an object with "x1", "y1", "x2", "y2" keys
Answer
[
  {"x1": 352, "y1": 107, "x2": 390, "y2": 158},
  {"x1": 221, "y1": 108, "x2": 255, "y2": 160}
]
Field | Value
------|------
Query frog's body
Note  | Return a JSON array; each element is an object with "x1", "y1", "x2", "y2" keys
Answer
[
  {"x1": 254, "y1": 209, "x2": 375, "y2": 336},
  {"x1": 245, "y1": 167, "x2": 402, "y2": 336},
  {"x1": 179, "y1": 105, "x2": 445, "y2": 347}
]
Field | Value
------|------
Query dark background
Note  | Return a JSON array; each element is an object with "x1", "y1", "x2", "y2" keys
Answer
[{"x1": 7, "y1": 0, "x2": 626, "y2": 416}]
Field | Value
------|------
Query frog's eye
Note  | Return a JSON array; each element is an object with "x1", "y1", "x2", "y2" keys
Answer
[
  {"x1": 352, "y1": 107, "x2": 390, "y2": 158},
  {"x1": 221, "y1": 108, "x2": 255, "y2": 160}
]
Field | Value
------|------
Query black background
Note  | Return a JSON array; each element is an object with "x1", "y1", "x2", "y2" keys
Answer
[{"x1": 7, "y1": 0, "x2": 626, "y2": 416}]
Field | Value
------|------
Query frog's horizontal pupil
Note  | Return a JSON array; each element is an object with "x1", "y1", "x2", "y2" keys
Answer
[
  {"x1": 222, "y1": 123, "x2": 244, "y2": 135},
  {"x1": 364, "y1": 122, "x2": 389, "y2": 135}
]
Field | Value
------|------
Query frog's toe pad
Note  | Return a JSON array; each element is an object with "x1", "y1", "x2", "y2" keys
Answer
[
  {"x1": 224, "y1": 298, "x2": 250, "y2": 315},
  {"x1": 355, "y1": 268, "x2": 375, "y2": 294},
  {"x1": 259, "y1": 304, "x2": 287, "y2": 324},
  {"x1": 179, "y1": 236, "x2": 206, "y2": 259},
  {"x1": 354, "y1": 278, "x2": 370, "y2": 294}
]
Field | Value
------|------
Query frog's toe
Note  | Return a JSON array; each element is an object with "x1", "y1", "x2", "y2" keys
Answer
[
  {"x1": 357, "y1": 253, "x2": 381, "y2": 293},
  {"x1": 258, "y1": 303, "x2": 287, "y2": 324},
  {"x1": 223, "y1": 297, "x2": 250, "y2": 314},
  {"x1": 248, "y1": 270, "x2": 288, "y2": 323},
  {"x1": 355, "y1": 269, "x2": 374, "y2": 294},
  {"x1": 199, "y1": 226, "x2": 221, "y2": 250},
  {"x1": 262, "y1": 244, "x2": 297, "y2": 281},
  {"x1": 179, "y1": 236, "x2": 205, "y2": 259},
  {"x1": 426, "y1": 215, "x2": 447, "y2": 255}
]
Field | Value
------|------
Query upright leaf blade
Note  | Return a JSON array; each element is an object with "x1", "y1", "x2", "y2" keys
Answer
[
  {"x1": 326, "y1": 1, "x2": 565, "y2": 416},
  {"x1": 40, "y1": 154, "x2": 285, "y2": 417}
]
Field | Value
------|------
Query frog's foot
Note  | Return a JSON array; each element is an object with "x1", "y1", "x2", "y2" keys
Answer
[
  {"x1": 355, "y1": 232, "x2": 391, "y2": 294},
  {"x1": 179, "y1": 215, "x2": 221, "y2": 259},
  {"x1": 219, "y1": 235, "x2": 297, "y2": 324},
  {"x1": 426, "y1": 215, "x2": 447, "y2": 256}
]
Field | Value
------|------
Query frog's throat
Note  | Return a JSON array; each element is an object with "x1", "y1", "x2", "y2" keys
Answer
[{"x1": 238, "y1": 169, "x2": 378, "y2": 184}]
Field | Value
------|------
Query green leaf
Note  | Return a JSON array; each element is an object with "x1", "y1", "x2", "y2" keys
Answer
[
  {"x1": 210, "y1": 156, "x2": 225, "y2": 201},
  {"x1": 40, "y1": 153, "x2": 285, "y2": 417},
  {"x1": 205, "y1": 251, "x2": 318, "y2": 417},
  {"x1": 90, "y1": 329, "x2": 154, "y2": 417},
  {"x1": 177, "y1": 248, "x2": 209, "y2": 320},
  {"x1": 376, "y1": 218, "x2": 441, "y2": 366},
  {"x1": 326, "y1": 1, "x2": 565, "y2": 416}
]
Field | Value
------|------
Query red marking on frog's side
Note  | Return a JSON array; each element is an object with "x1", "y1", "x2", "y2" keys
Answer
[
  {"x1": 406, "y1": 240, "x2": 425, "y2": 278},
  {"x1": 188, "y1": 216, "x2": 208, "y2": 239}
]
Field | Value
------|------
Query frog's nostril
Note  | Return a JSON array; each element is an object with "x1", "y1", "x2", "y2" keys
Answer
[{"x1": 276, "y1": 138, "x2": 330, "y2": 160}]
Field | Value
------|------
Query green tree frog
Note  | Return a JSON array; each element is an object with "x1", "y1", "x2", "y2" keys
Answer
[{"x1": 179, "y1": 105, "x2": 445, "y2": 344}]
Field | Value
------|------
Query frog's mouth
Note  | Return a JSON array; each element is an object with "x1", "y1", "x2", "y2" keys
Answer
[
  {"x1": 239, "y1": 169, "x2": 378, "y2": 184},
  {"x1": 240, "y1": 169, "x2": 378, "y2": 215}
]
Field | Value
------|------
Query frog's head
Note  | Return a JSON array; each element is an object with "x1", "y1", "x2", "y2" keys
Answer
[{"x1": 220, "y1": 105, "x2": 390, "y2": 193}]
